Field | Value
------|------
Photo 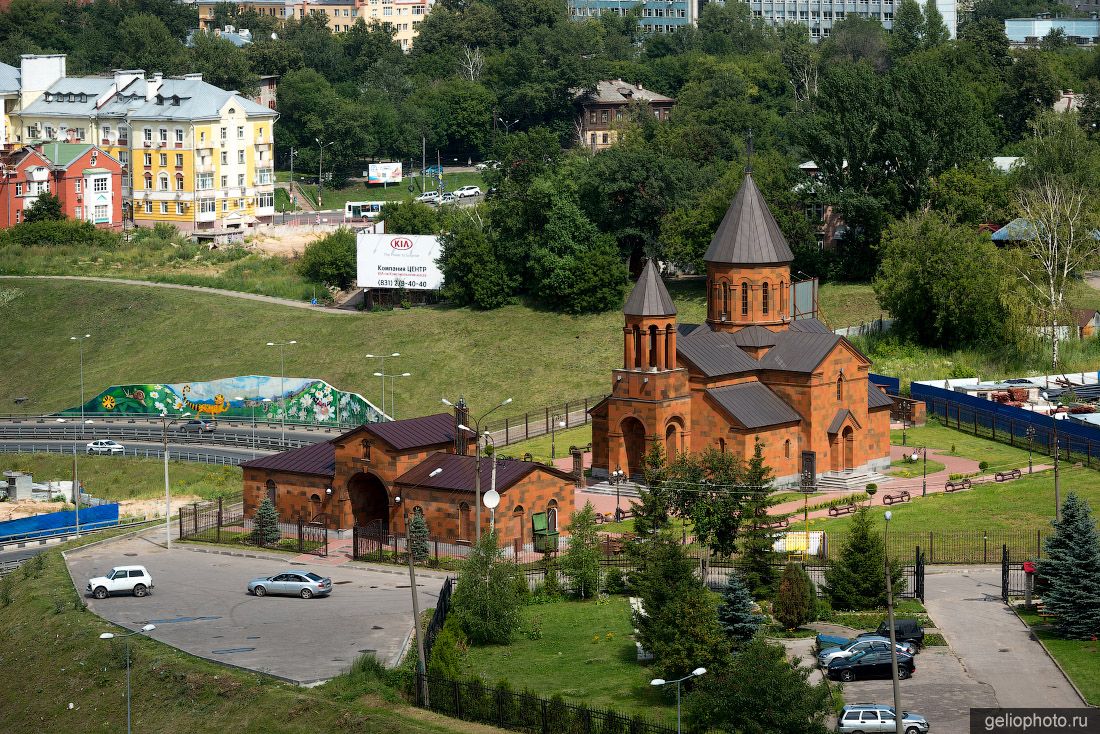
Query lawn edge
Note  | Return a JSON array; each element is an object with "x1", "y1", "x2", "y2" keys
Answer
[{"x1": 1011, "y1": 605, "x2": 1096, "y2": 707}]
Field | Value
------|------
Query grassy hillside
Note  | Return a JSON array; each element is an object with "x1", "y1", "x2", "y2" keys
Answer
[{"x1": 0, "y1": 279, "x2": 880, "y2": 418}]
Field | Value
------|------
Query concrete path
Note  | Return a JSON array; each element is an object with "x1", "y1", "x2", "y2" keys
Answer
[
  {"x1": 0, "y1": 275, "x2": 355, "y2": 314},
  {"x1": 924, "y1": 566, "x2": 1085, "y2": 709}
]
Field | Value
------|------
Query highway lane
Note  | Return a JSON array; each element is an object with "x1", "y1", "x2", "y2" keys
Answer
[{"x1": 0, "y1": 439, "x2": 264, "y2": 466}]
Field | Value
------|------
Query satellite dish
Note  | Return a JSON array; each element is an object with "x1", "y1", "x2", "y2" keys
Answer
[{"x1": 107, "y1": 130, "x2": 119, "y2": 144}]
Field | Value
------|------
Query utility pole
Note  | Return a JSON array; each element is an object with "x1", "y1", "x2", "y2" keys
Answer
[
  {"x1": 884, "y1": 511, "x2": 902, "y2": 734},
  {"x1": 421, "y1": 136, "x2": 426, "y2": 201},
  {"x1": 288, "y1": 146, "x2": 297, "y2": 209},
  {"x1": 1053, "y1": 415, "x2": 1061, "y2": 521}
]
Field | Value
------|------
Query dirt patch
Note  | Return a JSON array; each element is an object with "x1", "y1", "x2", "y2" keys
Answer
[
  {"x1": 246, "y1": 228, "x2": 327, "y2": 257},
  {"x1": 1, "y1": 494, "x2": 205, "y2": 522}
]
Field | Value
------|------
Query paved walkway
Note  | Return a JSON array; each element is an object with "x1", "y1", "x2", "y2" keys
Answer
[
  {"x1": 924, "y1": 566, "x2": 1086, "y2": 709},
  {"x1": 0, "y1": 275, "x2": 354, "y2": 313}
]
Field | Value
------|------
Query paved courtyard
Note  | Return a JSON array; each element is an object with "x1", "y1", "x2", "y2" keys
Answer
[{"x1": 64, "y1": 531, "x2": 444, "y2": 684}]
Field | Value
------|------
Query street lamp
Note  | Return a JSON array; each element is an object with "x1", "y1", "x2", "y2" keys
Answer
[
  {"x1": 265, "y1": 340, "x2": 297, "y2": 444},
  {"x1": 609, "y1": 466, "x2": 626, "y2": 519},
  {"x1": 883, "y1": 511, "x2": 902, "y2": 734},
  {"x1": 70, "y1": 334, "x2": 91, "y2": 435},
  {"x1": 909, "y1": 447, "x2": 927, "y2": 497},
  {"x1": 99, "y1": 624, "x2": 156, "y2": 734},
  {"x1": 160, "y1": 411, "x2": 191, "y2": 549},
  {"x1": 402, "y1": 466, "x2": 442, "y2": 708},
  {"x1": 55, "y1": 417, "x2": 93, "y2": 537},
  {"x1": 497, "y1": 117, "x2": 519, "y2": 134},
  {"x1": 315, "y1": 138, "x2": 334, "y2": 209},
  {"x1": 366, "y1": 353, "x2": 400, "y2": 418},
  {"x1": 483, "y1": 486, "x2": 500, "y2": 532},
  {"x1": 650, "y1": 667, "x2": 706, "y2": 734},
  {"x1": 447, "y1": 395, "x2": 512, "y2": 543},
  {"x1": 550, "y1": 415, "x2": 567, "y2": 459},
  {"x1": 1026, "y1": 425, "x2": 1035, "y2": 474},
  {"x1": 900, "y1": 400, "x2": 911, "y2": 447},
  {"x1": 373, "y1": 371, "x2": 411, "y2": 419}
]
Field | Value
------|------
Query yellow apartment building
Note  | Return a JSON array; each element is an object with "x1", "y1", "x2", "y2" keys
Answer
[{"x1": 10, "y1": 54, "x2": 277, "y2": 231}]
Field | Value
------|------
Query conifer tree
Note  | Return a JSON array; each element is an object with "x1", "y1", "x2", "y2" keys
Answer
[
  {"x1": 717, "y1": 570, "x2": 765, "y2": 644},
  {"x1": 1037, "y1": 493, "x2": 1100, "y2": 639},
  {"x1": 409, "y1": 508, "x2": 430, "y2": 563},
  {"x1": 738, "y1": 440, "x2": 781, "y2": 598},
  {"x1": 251, "y1": 497, "x2": 281, "y2": 547},
  {"x1": 774, "y1": 562, "x2": 817, "y2": 630},
  {"x1": 562, "y1": 500, "x2": 601, "y2": 598},
  {"x1": 823, "y1": 508, "x2": 905, "y2": 610},
  {"x1": 923, "y1": 0, "x2": 950, "y2": 48}
]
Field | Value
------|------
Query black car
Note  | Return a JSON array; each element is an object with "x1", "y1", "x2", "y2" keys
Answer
[
  {"x1": 862, "y1": 618, "x2": 925, "y2": 647},
  {"x1": 827, "y1": 649, "x2": 915, "y2": 682}
]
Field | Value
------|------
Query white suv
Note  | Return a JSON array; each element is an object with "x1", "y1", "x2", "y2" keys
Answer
[
  {"x1": 414, "y1": 191, "x2": 440, "y2": 203},
  {"x1": 87, "y1": 565, "x2": 154, "y2": 599},
  {"x1": 455, "y1": 185, "x2": 482, "y2": 199},
  {"x1": 86, "y1": 439, "x2": 124, "y2": 455}
]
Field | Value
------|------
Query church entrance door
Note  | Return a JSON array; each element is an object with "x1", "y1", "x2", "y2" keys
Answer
[{"x1": 842, "y1": 427, "x2": 855, "y2": 471}]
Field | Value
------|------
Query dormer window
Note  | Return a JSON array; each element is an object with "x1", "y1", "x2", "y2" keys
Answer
[
  {"x1": 156, "y1": 95, "x2": 163, "y2": 105},
  {"x1": 172, "y1": 96, "x2": 180, "y2": 106},
  {"x1": 68, "y1": 93, "x2": 74, "y2": 102},
  {"x1": 79, "y1": 94, "x2": 86, "y2": 103},
  {"x1": 43, "y1": 93, "x2": 51, "y2": 102}
]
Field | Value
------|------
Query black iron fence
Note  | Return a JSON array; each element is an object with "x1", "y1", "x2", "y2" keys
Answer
[
  {"x1": 484, "y1": 393, "x2": 608, "y2": 447},
  {"x1": 1001, "y1": 544, "x2": 1032, "y2": 603},
  {"x1": 414, "y1": 673, "x2": 676, "y2": 734},
  {"x1": 178, "y1": 493, "x2": 327, "y2": 556},
  {"x1": 423, "y1": 577, "x2": 453, "y2": 667},
  {"x1": 820, "y1": 528, "x2": 1050, "y2": 565}
]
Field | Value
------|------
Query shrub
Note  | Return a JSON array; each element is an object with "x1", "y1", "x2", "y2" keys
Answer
[
  {"x1": 774, "y1": 563, "x2": 816, "y2": 630},
  {"x1": 604, "y1": 566, "x2": 626, "y2": 595},
  {"x1": 561, "y1": 501, "x2": 600, "y2": 599},
  {"x1": 978, "y1": 461, "x2": 990, "y2": 471},
  {"x1": 451, "y1": 531, "x2": 525, "y2": 644},
  {"x1": 250, "y1": 498, "x2": 281, "y2": 547},
  {"x1": 24, "y1": 192, "x2": 64, "y2": 222},
  {"x1": 0, "y1": 219, "x2": 120, "y2": 248},
  {"x1": 427, "y1": 617, "x2": 466, "y2": 679},
  {"x1": 542, "y1": 560, "x2": 562, "y2": 599},
  {"x1": 296, "y1": 228, "x2": 356, "y2": 289}
]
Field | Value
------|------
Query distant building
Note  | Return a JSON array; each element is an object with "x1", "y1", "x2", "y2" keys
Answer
[
  {"x1": 253, "y1": 75, "x2": 278, "y2": 111},
  {"x1": 0, "y1": 143, "x2": 124, "y2": 229},
  {"x1": 796, "y1": 160, "x2": 847, "y2": 251},
  {"x1": 186, "y1": 25, "x2": 255, "y2": 47},
  {"x1": 733, "y1": 0, "x2": 957, "y2": 41},
  {"x1": 1004, "y1": 16, "x2": 1100, "y2": 46},
  {"x1": 575, "y1": 80, "x2": 675, "y2": 152},
  {"x1": 0, "y1": 61, "x2": 17, "y2": 147},
  {"x1": 1053, "y1": 89, "x2": 1082, "y2": 112},
  {"x1": 568, "y1": 0, "x2": 696, "y2": 33}
]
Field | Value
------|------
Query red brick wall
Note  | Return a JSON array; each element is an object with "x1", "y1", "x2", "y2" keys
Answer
[{"x1": 243, "y1": 467, "x2": 335, "y2": 524}]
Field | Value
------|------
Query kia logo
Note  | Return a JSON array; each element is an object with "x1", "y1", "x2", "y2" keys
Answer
[{"x1": 390, "y1": 238, "x2": 413, "y2": 250}]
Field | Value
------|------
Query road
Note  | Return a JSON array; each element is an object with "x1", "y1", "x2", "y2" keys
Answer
[{"x1": 0, "y1": 439, "x2": 256, "y2": 465}]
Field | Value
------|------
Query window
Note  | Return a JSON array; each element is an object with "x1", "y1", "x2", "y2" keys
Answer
[
  {"x1": 600, "y1": 110, "x2": 609, "y2": 123},
  {"x1": 266, "y1": 479, "x2": 277, "y2": 503},
  {"x1": 93, "y1": 177, "x2": 107, "y2": 193},
  {"x1": 93, "y1": 205, "x2": 107, "y2": 222},
  {"x1": 14, "y1": 183, "x2": 21, "y2": 196},
  {"x1": 762, "y1": 282, "x2": 769, "y2": 315},
  {"x1": 144, "y1": 153, "x2": 152, "y2": 167},
  {"x1": 175, "y1": 128, "x2": 184, "y2": 143},
  {"x1": 238, "y1": 150, "x2": 245, "y2": 164},
  {"x1": 159, "y1": 153, "x2": 167, "y2": 167},
  {"x1": 118, "y1": 151, "x2": 128, "y2": 166},
  {"x1": 144, "y1": 201, "x2": 152, "y2": 214},
  {"x1": 237, "y1": 126, "x2": 244, "y2": 140},
  {"x1": 220, "y1": 175, "x2": 228, "y2": 188},
  {"x1": 837, "y1": 375, "x2": 844, "y2": 401},
  {"x1": 257, "y1": 191, "x2": 274, "y2": 208},
  {"x1": 158, "y1": 173, "x2": 169, "y2": 191},
  {"x1": 219, "y1": 127, "x2": 227, "y2": 142},
  {"x1": 588, "y1": 110, "x2": 596, "y2": 124},
  {"x1": 200, "y1": 131, "x2": 206, "y2": 143},
  {"x1": 143, "y1": 173, "x2": 152, "y2": 189},
  {"x1": 143, "y1": 128, "x2": 152, "y2": 142},
  {"x1": 220, "y1": 151, "x2": 228, "y2": 165},
  {"x1": 160, "y1": 202, "x2": 168, "y2": 214},
  {"x1": 75, "y1": 206, "x2": 82, "y2": 219},
  {"x1": 547, "y1": 499, "x2": 559, "y2": 532},
  {"x1": 176, "y1": 202, "x2": 185, "y2": 215},
  {"x1": 222, "y1": 199, "x2": 228, "y2": 211},
  {"x1": 459, "y1": 501, "x2": 472, "y2": 540},
  {"x1": 722, "y1": 281, "x2": 730, "y2": 318},
  {"x1": 197, "y1": 173, "x2": 213, "y2": 190},
  {"x1": 199, "y1": 198, "x2": 216, "y2": 213},
  {"x1": 784, "y1": 439, "x2": 791, "y2": 459},
  {"x1": 741, "y1": 281, "x2": 749, "y2": 316},
  {"x1": 75, "y1": 179, "x2": 81, "y2": 194},
  {"x1": 601, "y1": 133, "x2": 608, "y2": 144},
  {"x1": 175, "y1": 154, "x2": 184, "y2": 167},
  {"x1": 159, "y1": 128, "x2": 167, "y2": 143},
  {"x1": 175, "y1": 174, "x2": 184, "y2": 191},
  {"x1": 238, "y1": 173, "x2": 245, "y2": 187}
]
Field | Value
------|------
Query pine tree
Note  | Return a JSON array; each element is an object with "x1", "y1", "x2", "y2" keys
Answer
[
  {"x1": 717, "y1": 570, "x2": 765, "y2": 644},
  {"x1": 922, "y1": 0, "x2": 950, "y2": 48},
  {"x1": 1037, "y1": 493, "x2": 1100, "y2": 639},
  {"x1": 409, "y1": 508, "x2": 430, "y2": 564},
  {"x1": 823, "y1": 508, "x2": 906, "y2": 611},
  {"x1": 633, "y1": 439, "x2": 672, "y2": 537},
  {"x1": 739, "y1": 440, "x2": 780, "y2": 598},
  {"x1": 452, "y1": 530, "x2": 525, "y2": 644},
  {"x1": 562, "y1": 500, "x2": 601, "y2": 598},
  {"x1": 251, "y1": 497, "x2": 281, "y2": 547},
  {"x1": 774, "y1": 563, "x2": 816, "y2": 630}
]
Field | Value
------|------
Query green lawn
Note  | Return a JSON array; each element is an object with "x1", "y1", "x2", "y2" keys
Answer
[
  {"x1": 817, "y1": 282, "x2": 886, "y2": 329},
  {"x1": 459, "y1": 597, "x2": 674, "y2": 724},
  {"x1": 891, "y1": 423, "x2": 1035, "y2": 474},
  {"x1": 274, "y1": 187, "x2": 299, "y2": 212},
  {"x1": 0, "y1": 535, "x2": 500, "y2": 734},
  {"x1": 887, "y1": 456, "x2": 946, "y2": 479},
  {"x1": 0, "y1": 453, "x2": 241, "y2": 503},
  {"x1": 302, "y1": 172, "x2": 487, "y2": 210},
  {"x1": 501, "y1": 425, "x2": 592, "y2": 460},
  {"x1": 1017, "y1": 609, "x2": 1100, "y2": 705}
]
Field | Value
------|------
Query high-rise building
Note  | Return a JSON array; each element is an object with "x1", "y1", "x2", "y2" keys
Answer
[
  {"x1": 9, "y1": 55, "x2": 278, "y2": 231},
  {"x1": 568, "y1": 0, "x2": 697, "y2": 32},
  {"x1": 733, "y1": 0, "x2": 956, "y2": 40}
]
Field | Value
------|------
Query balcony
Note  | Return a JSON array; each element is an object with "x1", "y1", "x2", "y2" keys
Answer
[{"x1": 196, "y1": 207, "x2": 217, "y2": 223}]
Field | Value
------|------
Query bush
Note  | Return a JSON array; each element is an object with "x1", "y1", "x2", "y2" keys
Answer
[
  {"x1": 250, "y1": 498, "x2": 281, "y2": 547},
  {"x1": 774, "y1": 563, "x2": 816, "y2": 630},
  {"x1": 24, "y1": 192, "x2": 64, "y2": 223},
  {"x1": 0, "y1": 219, "x2": 120, "y2": 248},
  {"x1": 542, "y1": 559, "x2": 562, "y2": 599},
  {"x1": 604, "y1": 566, "x2": 626, "y2": 595},
  {"x1": 297, "y1": 228, "x2": 356, "y2": 289},
  {"x1": 427, "y1": 616, "x2": 466, "y2": 679}
]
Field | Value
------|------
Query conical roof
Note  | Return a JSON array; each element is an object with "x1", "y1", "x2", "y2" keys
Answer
[
  {"x1": 704, "y1": 174, "x2": 794, "y2": 265},
  {"x1": 623, "y1": 259, "x2": 677, "y2": 317}
]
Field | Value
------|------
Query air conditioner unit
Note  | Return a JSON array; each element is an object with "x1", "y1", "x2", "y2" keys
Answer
[
  {"x1": 143, "y1": 141, "x2": 151, "y2": 147},
  {"x1": 158, "y1": 141, "x2": 166, "y2": 147}
]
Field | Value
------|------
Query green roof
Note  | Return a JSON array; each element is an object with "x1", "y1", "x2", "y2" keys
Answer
[{"x1": 39, "y1": 143, "x2": 92, "y2": 168}]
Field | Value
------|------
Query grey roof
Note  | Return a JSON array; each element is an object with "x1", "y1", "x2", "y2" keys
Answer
[
  {"x1": 360, "y1": 413, "x2": 472, "y2": 452},
  {"x1": 623, "y1": 259, "x2": 676, "y2": 317},
  {"x1": 395, "y1": 453, "x2": 574, "y2": 493},
  {"x1": 704, "y1": 174, "x2": 794, "y2": 265},
  {"x1": 676, "y1": 323, "x2": 761, "y2": 377},
  {"x1": 788, "y1": 317, "x2": 832, "y2": 334},
  {"x1": 758, "y1": 331, "x2": 842, "y2": 373},
  {"x1": 868, "y1": 384, "x2": 894, "y2": 409},
  {"x1": 241, "y1": 440, "x2": 335, "y2": 477},
  {"x1": 577, "y1": 79, "x2": 675, "y2": 105},
  {"x1": 827, "y1": 409, "x2": 855, "y2": 434},
  {"x1": 706, "y1": 382, "x2": 802, "y2": 429},
  {"x1": 0, "y1": 62, "x2": 19, "y2": 95},
  {"x1": 729, "y1": 325, "x2": 778, "y2": 348}
]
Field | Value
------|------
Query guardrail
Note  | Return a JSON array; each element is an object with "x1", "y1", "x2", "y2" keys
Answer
[
  {"x1": 0, "y1": 559, "x2": 23, "y2": 576},
  {"x1": 0, "y1": 425, "x2": 307, "y2": 451},
  {"x1": 0, "y1": 443, "x2": 246, "y2": 466},
  {"x1": 0, "y1": 413, "x2": 358, "y2": 433}
]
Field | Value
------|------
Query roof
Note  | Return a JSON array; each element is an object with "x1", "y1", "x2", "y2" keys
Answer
[
  {"x1": 706, "y1": 382, "x2": 802, "y2": 429},
  {"x1": 868, "y1": 383, "x2": 894, "y2": 409},
  {"x1": 827, "y1": 408, "x2": 857, "y2": 434},
  {"x1": 394, "y1": 453, "x2": 574, "y2": 493},
  {"x1": 704, "y1": 174, "x2": 794, "y2": 265},
  {"x1": 676, "y1": 323, "x2": 761, "y2": 377},
  {"x1": 788, "y1": 317, "x2": 832, "y2": 334},
  {"x1": 1073, "y1": 308, "x2": 1100, "y2": 328},
  {"x1": 991, "y1": 217, "x2": 1037, "y2": 242},
  {"x1": 576, "y1": 79, "x2": 675, "y2": 105},
  {"x1": 0, "y1": 61, "x2": 18, "y2": 95},
  {"x1": 241, "y1": 440, "x2": 335, "y2": 477},
  {"x1": 759, "y1": 331, "x2": 844, "y2": 373},
  {"x1": 623, "y1": 259, "x2": 676, "y2": 317},
  {"x1": 729, "y1": 325, "x2": 778, "y2": 348},
  {"x1": 38, "y1": 142, "x2": 93, "y2": 168},
  {"x1": 360, "y1": 413, "x2": 470, "y2": 452}
]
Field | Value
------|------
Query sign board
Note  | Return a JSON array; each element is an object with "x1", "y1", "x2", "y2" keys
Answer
[
  {"x1": 356, "y1": 232, "x2": 443, "y2": 290},
  {"x1": 773, "y1": 530, "x2": 826, "y2": 556},
  {"x1": 367, "y1": 161, "x2": 402, "y2": 185}
]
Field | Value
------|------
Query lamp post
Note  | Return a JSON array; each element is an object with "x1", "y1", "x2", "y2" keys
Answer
[
  {"x1": 550, "y1": 415, "x2": 566, "y2": 459},
  {"x1": 315, "y1": 138, "x2": 334, "y2": 209},
  {"x1": 99, "y1": 624, "x2": 156, "y2": 734},
  {"x1": 366, "y1": 353, "x2": 400, "y2": 418},
  {"x1": 233, "y1": 396, "x2": 256, "y2": 459},
  {"x1": 609, "y1": 466, "x2": 626, "y2": 519},
  {"x1": 447, "y1": 395, "x2": 512, "y2": 543},
  {"x1": 650, "y1": 667, "x2": 706, "y2": 734},
  {"x1": 56, "y1": 418, "x2": 92, "y2": 537},
  {"x1": 1026, "y1": 425, "x2": 1035, "y2": 474},
  {"x1": 160, "y1": 411, "x2": 191, "y2": 549},
  {"x1": 883, "y1": 510, "x2": 902, "y2": 734},
  {"x1": 265, "y1": 340, "x2": 297, "y2": 445},
  {"x1": 287, "y1": 146, "x2": 298, "y2": 209},
  {"x1": 900, "y1": 400, "x2": 911, "y2": 447},
  {"x1": 909, "y1": 447, "x2": 927, "y2": 497},
  {"x1": 373, "y1": 371, "x2": 411, "y2": 419},
  {"x1": 497, "y1": 117, "x2": 519, "y2": 134},
  {"x1": 70, "y1": 334, "x2": 91, "y2": 435},
  {"x1": 400, "y1": 466, "x2": 442, "y2": 708}
]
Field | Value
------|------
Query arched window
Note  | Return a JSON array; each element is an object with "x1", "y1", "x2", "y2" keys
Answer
[
  {"x1": 741, "y1": 282, "x2": 749, "y2": 316},
  {"x1": 718, "y1": 437, "x2": 726, "y2": 454},
  {"x1": 649, "y1": 325, "x2": 658, "y2": 369},
  {"x1": 513, "y1": 505, "x2": 525, "y2": 545},
  {"x1": 175, "y1": 173, "x2": 184, "y2": 191},
  {"x1": 762, "y1": 283, "x2": 769, "y2": 315},
  {"x1": 836, "y1": 374, "x2": 844, "y2": 401},
  {"x1": 784, "y1": 439, "x2": 791, "y2": 459},
  {"x1": 633, "y1": 326, "x2": 642, "y2": 369},
  {"x1": 547, "y1": 499, "x2": 559, "y2": 533},
  {"x1": 459, "y1": 501, "x2": 472, "y2": 540},
  {"x1": 309, "y1": 493, "x2": 322, "y2": 520},
  {"x1": 361, "y1": 440, "x2": 372, "y2": 461},
  {"x1": 706, "y1": 278, "x2": 713, "y2": 320},
  {"x1": 722, "y1": 282, "x2": 730, "y2": 318},
  {"x1": 143, "y1": 172, "x2": 152, "y2": 189},
  {"x1": 265, "y1": 479, "x2": 276, "y2": 504},
  {"x1": 779, "y1": 281, "x2": 786, "y2": 314}
]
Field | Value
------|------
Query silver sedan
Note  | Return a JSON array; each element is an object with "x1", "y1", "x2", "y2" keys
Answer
[{"x1": 247, "y1": 571, "x2": 332, "y2": 599}]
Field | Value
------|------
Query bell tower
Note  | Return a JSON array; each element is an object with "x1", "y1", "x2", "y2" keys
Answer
[
  {"x1": 704, "y1": 173, "x2": 795, "y2": 333},
  {"x1": 622, "y1": 259, "x2": 678, "y2": 374}
]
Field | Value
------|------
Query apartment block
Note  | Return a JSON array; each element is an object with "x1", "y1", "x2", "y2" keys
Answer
[{"x1": 568, "y1": 0, "x2": 696, "y2": 32}]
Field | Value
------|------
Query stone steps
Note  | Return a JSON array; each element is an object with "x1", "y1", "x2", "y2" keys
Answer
[{"x1": 816, "y1": 470, "x2": 894, "y2": 492}]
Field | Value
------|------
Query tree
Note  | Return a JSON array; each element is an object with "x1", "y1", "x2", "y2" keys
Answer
[
  {"x1": 379, "y1": 201, "x2": 440, "y2": 235},
  {"x1": 717, "y1": 570, "x2": 764, "y2": 644},
  {"x1": 188, "y1": 32, "x2": 259, "y2": 96},
  {"x1": 1036, "y1": 493, "x2": 1100, "y2": 639},
  {"x1": 774, "y1": 562, "x2": 816, "y2": 630},
  {"x1": 923, "y1": 0, "x2": 950, "y2": 48},
  {"x1": 928, "y1": 161, "x2": 1015, "y2": 226},
  {"x1": 297, "y1": 228, "x2": 356, "y2": 289},
  {"x1": 1003, "y1": 51, "x2": 1059, "y2": 141},
  {"x1": 438, "y1": 215, "x2": 516, "y2": 309},
  {"x1": 684, "y1": 638, "x2": 832, "y2": 734},
  {"x1": 874, "y1": 211, "x2": 1009, "y2": 348},
  {"x1": 451, "y1": 530, "x2": 525, "y2": 644},
  {"x1": 889, "y1": 0, "x2": 925, "y2": 58},
  {"x1": 23, "y1": 192, "x2": 64, "y2": 223},
  {"x1": 251, "y1": 497, "x2": 281, "y2": 547},
  {"x1": 823, "y1": 508, "x2": 905, "y2": 610},
  {"x1": 738, "y1": 441, "x2": 781, "y2": 598},
  {"x1": 114, "y1": 14, "x2": 187, "y2": 74},
  {"x1": 409, "y1": 508, "x2": 430, "y2": 563},
  {"x1": 561, "y1": 500, "x2": 601, "y2": 598}
]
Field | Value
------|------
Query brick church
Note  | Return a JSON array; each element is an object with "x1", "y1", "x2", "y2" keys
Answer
[{"x1": 590, "y1": 173, "x2": 892, "y2": 486}]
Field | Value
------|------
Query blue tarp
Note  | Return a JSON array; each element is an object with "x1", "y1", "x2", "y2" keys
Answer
[{"x1": 0, "y1": 503, "x2": 119, "y2": 542}]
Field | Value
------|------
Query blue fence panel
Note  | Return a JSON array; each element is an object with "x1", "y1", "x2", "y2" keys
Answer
[
  {"x1": 870, "y1": 373, "x2": 901, "y2": 394},
  {"x1": 0, "y1": 503, "x2": 119, "y2": 542}
]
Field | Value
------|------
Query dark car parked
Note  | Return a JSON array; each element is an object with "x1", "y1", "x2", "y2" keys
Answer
[
  {"x1": 860, "y1": 618, "x2": 925, "y2": 647},
  {"x1": 827, "y1": 649, "x2": 916, "y2": 682}
]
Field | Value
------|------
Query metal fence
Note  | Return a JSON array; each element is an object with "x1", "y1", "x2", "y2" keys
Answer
[
  {"x1": 1001, "y1": 544, "x2": 1032, "y2": 602},
  {"x1": 0, "y1": 442, "x2": 246, "y2": 466},
  {"x1": 177, "y1": 493, "x2": 328, "y2": 556},
  {"x1": 819, "y1": 528, "x2": 1049, "y2": 565},
  {"x1": 415, "y1": 673, "x2": 676, "y2": 734},
  {"x1": 423, "y1": 577, "x2": 453, "y2": 666},
  {"x1": 0, "y1": 423, "x2": 310, "y2": 451},
  {"x1": 484, "y1": 394, "x2": 608, "y2": 447}
]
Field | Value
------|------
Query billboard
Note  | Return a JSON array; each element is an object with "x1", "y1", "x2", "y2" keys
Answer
[
  {"x1": 356, "y1": 233, "x2": 443, "y2": 290},
  {"x1": 367, "y1": 161, "x2": 402, "y2": 185}
]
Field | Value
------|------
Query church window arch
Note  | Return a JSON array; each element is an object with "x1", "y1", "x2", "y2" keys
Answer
[
  {"x1": 762, "y1": 282, "x2": 770, "y2": 315},
  {"x1": 722, "y1": 281, "x2": 730, "y2": 318},
  {"x1": 649, "y1": 325, "x2": 658, "y2": 369},
  {"x1": 784, "y1": 439, "x2": 791, "y2": 459},
  {"x1": 741, "y1": 282, "x2": 749, "y2": 316},
  {"x1": 836, "y1": 374, "x2": 844, "y2": 401}
]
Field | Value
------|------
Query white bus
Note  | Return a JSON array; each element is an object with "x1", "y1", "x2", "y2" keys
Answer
[{"x1": 344, "y1": 201, "x2": 386, "y2": 221}]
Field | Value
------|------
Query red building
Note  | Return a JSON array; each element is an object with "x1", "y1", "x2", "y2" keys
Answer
[{"x1": 0, "y1": 143, "x2": 124, "y2": 229}]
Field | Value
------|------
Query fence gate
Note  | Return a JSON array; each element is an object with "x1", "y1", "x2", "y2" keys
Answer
[
  {"x1": 300, "y1": 516, "x2": 328, "y2": 557},
  {"x1": 1001, "y1": 543, "x2": 1029, "y2": 603},
  {"x1": 914, "y1": 546, "x2": 925, "y2": 602},
  {"x1": 352, "y1": 519, "x2": 387, "y2": 562}
]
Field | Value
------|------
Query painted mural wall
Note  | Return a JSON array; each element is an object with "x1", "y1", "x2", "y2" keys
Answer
[{"x1": 60, "y1": 376, "x2": 386, "y2": 425}]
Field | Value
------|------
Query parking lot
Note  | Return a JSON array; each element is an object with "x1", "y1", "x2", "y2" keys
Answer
[{"x1": 64, "y1": 531, "x2": 444, "y2": 684}]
